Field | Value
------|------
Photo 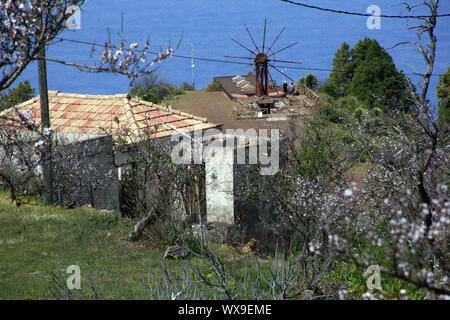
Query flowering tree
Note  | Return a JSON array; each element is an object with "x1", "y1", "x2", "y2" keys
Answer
[
  {"x1": 0, "y1": 0, "x2": 179, "y2": 206},
  {"x1": 0, "y1": 108, "x2": 48, "y2": 205},
  {"x1": 326, "y1": 0, "x2": 448, "y2": 299},
  {"x1": 396, "y1": 0, "x2": 440, "y2": 103},
  {"x1": 51, "y1": 136, "x2": 116, "y2": 209},
  {"x1": 1, "y1": 0, "x2": 85, "y2": 90},
  {"x1": 331, "y1": 98, "x2": 449, "y2": 299},
  {"x1": 1, "y1": 0, "x2": 178, "y2": 91},
  {"x1": 105, "y1": 119, "x2": 203, "y2": 243},
  {"x1": 233, "y1": 119, "x2": 354, "y2": 298},
  {"x1": 234, "y1": 1, "x2": 448, "y2": 297}
]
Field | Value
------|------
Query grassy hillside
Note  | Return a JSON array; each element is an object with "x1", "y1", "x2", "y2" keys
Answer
[
  {"x1": 0, "y1": 194, "x2": 165, "y2": 299},
  {"x1": 0, "y1": 193, "x2": 424, "y2": 300}
]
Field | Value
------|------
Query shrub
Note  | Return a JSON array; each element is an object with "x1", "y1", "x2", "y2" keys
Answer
[
  {"x1": 141, "y1": 92, "x2": 158, "y2": 104},
  {"x1": 353, "y1": 107, "x2": 365, "y2": 120},
  {"x1": 180, "y1": 82, "x2": 195, "y2": 91},
  {"x1": 371, "y1": 107, "x2": 383, "y2": 117},
  {"x1": 205, "y1": 80, "x2": 222, "y2": 92},
  {"x1": 297, "y1": 73, "x2": 318, "y2": 91},
  {"x1": 0, "y1": 81, "x2": 35, "y2": 111},
  {"x1": 336, "y1": 96, "x2": 362, "y2": 112},
  {"x1": 315, "y1": 102, "x2": 349, "y2": 124},
  {"x1": 129, "y1": 73, "x2": 185, "y2": 104}
]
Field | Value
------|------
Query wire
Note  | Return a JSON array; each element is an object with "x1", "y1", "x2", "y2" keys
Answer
[
  {"x1": 280, "y1": 0, "x2": 450, "y2": 18},
  {"x1": 273, "y1": 64, "x2": 443, "y2": 77},
  {"x1": 54, "y1": 37, "x2": 252, "y2": 66},
  {"x1": 53, "y1": 37, "x2": 444, "y2": 77}
]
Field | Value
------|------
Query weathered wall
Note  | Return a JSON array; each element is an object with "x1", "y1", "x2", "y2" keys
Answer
[
  {"x1": 53, "y1": 135, "x2": 120, "y2": 212},
  {"x1": 205, "y1": 146, "x2": 234, "y2": 224},
  {"x1": 231, "y1": 138, "x2": 290, "y2": 248}
]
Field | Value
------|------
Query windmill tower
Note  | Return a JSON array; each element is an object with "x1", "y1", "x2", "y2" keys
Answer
[{"x1": 226, "y1": 20, "x2": 301, "y2": 104}]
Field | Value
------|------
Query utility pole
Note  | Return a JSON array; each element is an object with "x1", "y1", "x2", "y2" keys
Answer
[
  {"x1": 37, "y1": 35, "x2": 53, "y2": 205},
  {"x1": 191, "y1": 43, "x2": 195, "y2": 89},
  {"x1": 121, "y1": 12, "x2": 124, "y2": 34}
]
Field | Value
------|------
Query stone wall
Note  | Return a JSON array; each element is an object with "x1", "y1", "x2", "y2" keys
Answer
[{"x1": 53, "y1": 134, "x2": 120, "y2": 213}]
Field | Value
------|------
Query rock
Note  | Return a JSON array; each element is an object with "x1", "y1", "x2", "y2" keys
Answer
[
  {"x1": 163, "y1": 244, "x2": 191, "y2": 260},
  {"x1": 191, "y1": 222, "x2": 231, "y2": 244},
  {"x1": 240, "y1": 237, "x2": 258, "y2": 254},
  {"x1": 274, "y1": 101, "x2": 288, "y2": 109},
  {"x1": 191, "y1": 224, "x2": 202, "y2": 238},
  {"x1": 299, "y1": 290, "x2": 314, "y2": 300}
]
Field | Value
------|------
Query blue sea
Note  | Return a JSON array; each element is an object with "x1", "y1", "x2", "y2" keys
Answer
[{"x1": 11, "y1": 0, "x2": 450, "y2": 106}]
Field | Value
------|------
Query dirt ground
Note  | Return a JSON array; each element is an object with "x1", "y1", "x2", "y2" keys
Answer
[{"x1": 167, "y1": 90, "x2": 301, "y2": 132}]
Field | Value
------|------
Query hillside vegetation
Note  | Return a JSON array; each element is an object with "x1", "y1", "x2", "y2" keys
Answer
[{"x1": 0, "y1": 193, "x2": 425, "y2": 300}]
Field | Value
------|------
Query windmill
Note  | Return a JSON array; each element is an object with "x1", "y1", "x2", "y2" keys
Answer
[{"x1": 225, "y1": 20, "x2": 301, "y2": 103}]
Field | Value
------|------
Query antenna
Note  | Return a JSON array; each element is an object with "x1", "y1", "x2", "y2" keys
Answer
[
  {"x1": 191, "y1": 43, "x2": 195, "y2": 89},
  {"x1": 121, "y1": 12, "x2": 124, "y2": 34}
]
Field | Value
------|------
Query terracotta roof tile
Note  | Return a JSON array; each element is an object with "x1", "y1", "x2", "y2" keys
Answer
[{"x1": 0, "y1": 91, "x2": 220, "y2": 141}]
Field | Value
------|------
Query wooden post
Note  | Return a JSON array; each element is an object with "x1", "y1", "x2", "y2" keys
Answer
[
  {"x1": 38, "y1": 44, "x2": 53, "y2": 205},
  {"x1": 264, "y1": 63, "x2": 268, "y2": 96}
]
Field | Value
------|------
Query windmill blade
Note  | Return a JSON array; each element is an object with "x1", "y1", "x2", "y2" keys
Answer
[
  {"x1": 231, "y1": 38, "x2": 257, "y2": 56},
  {"x1": 228, "y1": 64, "x2": 253, "y2": 76},
  {"x1": 265, "y1": 26, "x2": 285, "y2": 54},
  {"x1": 269, "y1": 59, "x2": 302, "y2": 65},
  {"x1": 269, "y1": 63, "x2": 295, "y2": 82},
  {"x1": 244, "y1": 24, "x2": 260, "y2": 52},
  {"x1": 224, "y1": 55, "x2": 253, "y2": 60},
  {"x1": 268, "y1": 42, "x2": 298, "y2": 58},
  {"x1": 175, "y1": 31, "x2": 184, "y2": 51},
  {"x1": 262, "y1": 19, "x2": 267, "y2": 52}
]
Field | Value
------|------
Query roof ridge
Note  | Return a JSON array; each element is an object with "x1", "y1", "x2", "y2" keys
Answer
[
  {"x1": 124, "y1": 99, "x2": 142, "y2": 135},
  {"x1": 132, "y1": 96, "x2": 208, "y2": 123},
  {"x1": 127, "y1": 97, "x2": 171, "y2": 139},
  {"x1": 130, "y1": 97, "x2": 188, "y2": 135},
  {"x1": 18, "y1": 96, "x2": 39, "y2": 108},
  {"x1": 45, "y1": 91, "x2": 128, "y2": 99}
]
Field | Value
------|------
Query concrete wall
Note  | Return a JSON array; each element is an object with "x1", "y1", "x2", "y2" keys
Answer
[
  {"x1": 205, "y1": 146, "x2": 234, "y2": 224},
  {"x1": 54, "y1": 135, "x2": 120, "y2": 212}
]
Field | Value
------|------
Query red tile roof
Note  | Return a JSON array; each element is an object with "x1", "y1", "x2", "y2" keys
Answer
[{"x1": 0, "y1": 91, "x2": 220, "y2": 141}]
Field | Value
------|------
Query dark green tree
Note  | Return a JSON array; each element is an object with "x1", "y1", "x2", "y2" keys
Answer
[
  {"x1": 0, "y1": 81, "x2": 36, "y2": 111},
  {"x1": 348, "y1": 38, "x2": 409, "y2": 109},
  {"x1": 324, "y1": 39, "x2": 410, "y2": 110},
  {"x1": 328, "y1": 42, "x2": 351, "y2": 96},
  {"x1": 436, "y1": 65, "x2": 449, "y2": 127},
  {"x1": 205, "y1": 80, "x2": 222, "y2": 92},
  {"x1": 297, "y1": 73, "x2": 318, "y2": 91}
]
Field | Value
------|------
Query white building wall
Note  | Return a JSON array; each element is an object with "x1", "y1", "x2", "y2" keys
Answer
[{"x1": 205, "y1": 146, "x2": 234, "y2": 224}]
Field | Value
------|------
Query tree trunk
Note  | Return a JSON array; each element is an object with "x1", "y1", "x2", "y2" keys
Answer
[{"x1": 126, "y1": 210, "x2": 158, "y2": 241}]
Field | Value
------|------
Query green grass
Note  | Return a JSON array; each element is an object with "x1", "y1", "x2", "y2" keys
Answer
[
  {"x1": 0, "y1": 193, "x2": 426, "y2": 300},
  {"x1": 0, "y1": 194, "x2": 256, "y2": 299},
  {"x1": 0, "y1": 194, "x2": 166, "y2": 299}
]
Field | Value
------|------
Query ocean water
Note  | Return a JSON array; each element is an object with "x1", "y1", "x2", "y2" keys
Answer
[{"x1": 11, "y1": 0, "x2": 450, "y2": 105}]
